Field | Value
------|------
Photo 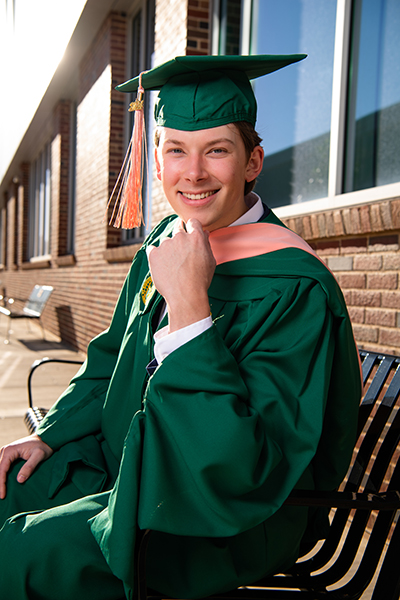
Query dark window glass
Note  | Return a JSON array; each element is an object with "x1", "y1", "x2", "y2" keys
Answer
[
  {"x1": 344, "y1": 0, "x2": 400, "y2": 192},
  {"x1": 249, "y1": 0, "x2": 336, "y2": 207}
]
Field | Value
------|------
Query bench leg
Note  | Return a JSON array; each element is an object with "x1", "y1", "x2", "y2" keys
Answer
[{"x1": 4, "y1": 319, "x2": 11, "y2": 344}]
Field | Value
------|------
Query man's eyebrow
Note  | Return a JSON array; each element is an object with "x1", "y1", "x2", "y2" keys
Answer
[{"x1": 164, "y1": 137, "x2": 235, "y2": 146}]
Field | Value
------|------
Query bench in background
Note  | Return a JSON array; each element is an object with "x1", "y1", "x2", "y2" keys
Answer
[{"x1": 0, "y1": 285, "x2": 53, "y2": 344}]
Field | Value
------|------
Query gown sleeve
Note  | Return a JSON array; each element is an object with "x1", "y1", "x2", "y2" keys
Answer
[{"x1": 36, "y1": 250, "x2": 147, "y2": 450}]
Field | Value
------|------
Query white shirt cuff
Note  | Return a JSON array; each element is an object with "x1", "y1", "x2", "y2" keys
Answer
[{"x1": 154, "y1": 316, "x2": 213, "y2": 364}]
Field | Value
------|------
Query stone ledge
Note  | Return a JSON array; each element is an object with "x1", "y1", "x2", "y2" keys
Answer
[
  {"x1": 283, "y1": 197, "x2": 400, "y2": 242},
  {"x1": 21, "y1": 259, "x2": 51, "y2": 270},
  {"x1": 103, "y1": 243, "x2": 141, "y2": 263},
  {"x1": 54, "y1": 254, "x2": 76, "y2": 267}
]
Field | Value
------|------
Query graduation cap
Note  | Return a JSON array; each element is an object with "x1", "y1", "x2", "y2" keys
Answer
[
  {"x1": 108, "y1": 54, "x2": 306, "y2": 228},
  {"x1": 116, "y1": 54, "x2": 306, "y2": 131}
]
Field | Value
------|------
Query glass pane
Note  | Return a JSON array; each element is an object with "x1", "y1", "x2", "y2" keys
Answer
[
  {"x1": 345, "y1": 0, "x2": 400, "y2": 192},
  {"x1": 248, "y1": 0, "x2": 337, "y2": 207},
  {"x1": 219, "y1": 0, "x2": 243, "y2": 55},
  {"x1": 124, "y1": 0, "x2": 155, "y2": 243}
]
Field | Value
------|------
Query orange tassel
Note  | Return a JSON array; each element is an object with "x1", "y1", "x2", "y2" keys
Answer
[{"x1": 107, "y1": 76, "x2": 147, "y2": 229}]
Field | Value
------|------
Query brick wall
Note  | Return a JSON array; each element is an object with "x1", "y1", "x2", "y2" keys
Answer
[
  {"x1": 2, "y1": 4, "x2": 400, "y2": 359},
  {"x1": 51, "y1": 100, "x2": 71, "y2": 259},
  {"x1": 1, "y1": 12, "x2": 133, "y2": 352},
  {"x1": 283, "y1": 197, "x2": 400, "y2": 354},
  {"x1": 6, "y1": 187, "x2": 16, "y2": 271},
  {"x1": 187, "y1": 0, "x2": 210, "y2": 55},
  {"x1": 0, "y1": 204, "x2": 6, "y2": 270},
  {"x1": 108, "y1": 13, "x2": 127, "y2": 249},
  {"x1": 18, "y1": 163, "x2": 29, "y2": 265}
]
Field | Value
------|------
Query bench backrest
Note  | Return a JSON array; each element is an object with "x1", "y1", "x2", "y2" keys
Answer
[
  {"x1": 23, "y1": 285, "x2": 53, "y2": 317},
  {"x1": 286, "y1": 350, "x2": 400, "y2": 599}
]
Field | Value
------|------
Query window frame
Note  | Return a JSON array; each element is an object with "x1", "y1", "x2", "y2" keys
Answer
[
  {"x1": 212, "y1": 0, "x2": 400, "y2": 219},
  {"x1": 121, "y1": 0, "x2": 156, "y2": 246},
  {"x1": 29, "y1": 142, "x2": 51, "y2": 260}
]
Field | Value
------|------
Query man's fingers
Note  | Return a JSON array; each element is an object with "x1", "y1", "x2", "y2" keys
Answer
[
  {"x1": 0, "y1": 447, "x2": 20, "y2": 499},
  {"x1": 0, "y1": 454, "x2": 12, "y2": 500},
  {"x1": 16, "y1": 449, "x2": 45, "y2": 484},
  {"x1": 173, "y1": 218, "x2": 186, "y2": 236},
  {"x1": 185, "y1": 218, "x2": 203, "y2": 234}
]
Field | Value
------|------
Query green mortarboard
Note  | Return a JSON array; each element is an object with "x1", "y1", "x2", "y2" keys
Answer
[{"x1": 116, "y1": 54, "x2": 306, "y2": 131}]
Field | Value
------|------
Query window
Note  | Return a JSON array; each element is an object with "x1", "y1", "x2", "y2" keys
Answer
[
  {"x1": 123, "y1": 0, "x2": 155, "y2": 244},
  {"x1": 67, "y1": 102, "x2": 77, "y2": 254},
  {"x1": 0, "y1": 207, "x2": 4, "y2": 267},
  {"x1": 29, "y1": 143, "x2": 51, "y2": 258},
  {"x1": 344, "y1": 0, "x2": 400, "y2": 192},
  {"x1": 214, "y1": 0, "x2": 400, "y2": 210}
]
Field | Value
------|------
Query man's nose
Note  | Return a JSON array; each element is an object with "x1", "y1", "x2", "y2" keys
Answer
[{"x1": 185, "y1": 154, "x2": 208, "y2": 181}]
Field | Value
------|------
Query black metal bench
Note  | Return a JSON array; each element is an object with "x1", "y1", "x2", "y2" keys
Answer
[
  {"x1": 136, "y1": 350, "x2": 400, "y2": 600},
  {"x1": 24, "y1": 356, "x2": 84, "y2": 434},
  {"x1": 25, "y1": 350, "x2": 400, "y2": 600}
]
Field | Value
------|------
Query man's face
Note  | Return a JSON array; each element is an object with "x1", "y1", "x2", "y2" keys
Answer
[{"x1": 155, "y1": 124, "x2": 263, "y2": 232}]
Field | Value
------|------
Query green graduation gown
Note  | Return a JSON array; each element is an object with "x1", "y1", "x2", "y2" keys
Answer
[{"x1": 0, "y1": 208, "x2": 361, "y2": 599}]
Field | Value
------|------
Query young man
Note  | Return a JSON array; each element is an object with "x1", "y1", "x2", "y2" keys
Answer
[{"x1": 0, "y1": 56, "x2": 361, "y2": 600}]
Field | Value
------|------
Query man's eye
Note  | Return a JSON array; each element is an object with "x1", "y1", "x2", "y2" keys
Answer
[{"x1": 210, "y1": 148, "x2": 226, "y2": 155}]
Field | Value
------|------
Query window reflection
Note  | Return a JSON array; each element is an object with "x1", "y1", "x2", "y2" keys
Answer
[
  {"x1": 248, "y1": 0, "x2": 337, "y2": 207},
  {"x1": 345, "y1": 0, "x2": 400, "y2": 192}
]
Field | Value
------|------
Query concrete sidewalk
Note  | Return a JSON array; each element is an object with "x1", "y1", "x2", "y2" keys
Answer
[{"x1": 0, "y1": 318, "x2": 85, "y2": 447}]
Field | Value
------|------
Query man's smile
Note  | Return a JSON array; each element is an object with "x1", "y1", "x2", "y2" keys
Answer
[{"x1": 180, "y1": 190, "x2": 219, "y2": 201}]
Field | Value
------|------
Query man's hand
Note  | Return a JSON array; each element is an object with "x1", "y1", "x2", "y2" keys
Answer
[
  {"x1": 0, "y1": 434, "x2": 53, "y2": 499},
  {"x1": 147, "y1": 218, "x2": 216, "y2": 332}
]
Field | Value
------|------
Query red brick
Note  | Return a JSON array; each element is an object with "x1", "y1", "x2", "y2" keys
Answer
[
  {"x1": 367, "y1": 273, "x2": 398, "y2": 290},
  {"x1": 353, "y1": 255, "x2": 382, "y2": 271},
  {"x1": 333, "y1": 210, "x2": 345, "y2": 236},
  {"x1": 381, "y1": 292, "x2": 400, "y2": 309},
  {"x1": 370, "y1": 204, "x2": 384, "y2": 231},
  {"x1": 342, "y1": 290, "x2": 352, "y2": 305},
  {"x1": 315, "y1": 240, "x2": 340, "y2": 256},
  {"x1": 317, "y1": 213, "x2": 327, "y2": 238},
  {"x1": 342, "y1": 208, "x2": 351, "y2": 234},
  {"x1": 359, "y1": 205, "x2": 372, "y2": 233},
  {"x1": 365, "y1": 309, "x2": 396, "y2": 327},
  {"x1": 341, "y1": 237, "x2": 367, "y2": 254},
  {"x1": 382, "y1": 254, "x2": 400, "y2": 270},
  {"x1": 350, "y1": 207, "x2": 362, "y2": 234},
  {"x1": 302, "y1": 216, "x2": 312, "y2": 239},
  {"x1": 338, "y1": 273, "x2": 366, "y2": 289},
  {"x1": 352, "y1": 325, "x2": 379, "y2": 343},
  {"x1": 390, "y1": 198, "x2": 400, "y2": 228},
  {"x1": 348, "y1": 307, "x2": 365, "y2": 323},
  {"x1": 380, "y1": 201, "x2": 393, "y2": 230},
  {"x1": 369, "y1": 234, "x2": 399, "y2": 248},
  {"x1": 379, "y1": 328, "x2": 400, "y2": 348},
  {"x1": 352, "y1": 290, "x2": 381, "y2": 307},
  {"x1": 291, "y1": 217, "x2": 304, "y2": 238},
  {"x1": 310, "y1": 214, "x2": 320, "y2": 238}
]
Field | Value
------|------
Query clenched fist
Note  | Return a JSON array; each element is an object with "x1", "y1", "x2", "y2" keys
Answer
[{"x1": 147, "y1": 218, "x2": 216, "y2": 333}]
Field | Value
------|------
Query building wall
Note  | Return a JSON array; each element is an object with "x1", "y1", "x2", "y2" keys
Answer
[
  {"x1": 283, "y1": 197, "x2": 400, "y2": 355},
  {"x1": 0, "y1": 2, "x2": 212, "y2": 352},
  {"x1": 2, "y1": 0, "x2": 400, "y2": 358},
  {"x1": 1, "y1": 12, "x2": 132, "y2": 351}
]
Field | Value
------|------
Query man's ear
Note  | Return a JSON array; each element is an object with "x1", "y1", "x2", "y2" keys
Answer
[
  {"x1": 245, "y1": 146, "x2": 264, "y2": 182},
  {"x1": 155, "y1": 147, "x2": 162, "y2": 181}
]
